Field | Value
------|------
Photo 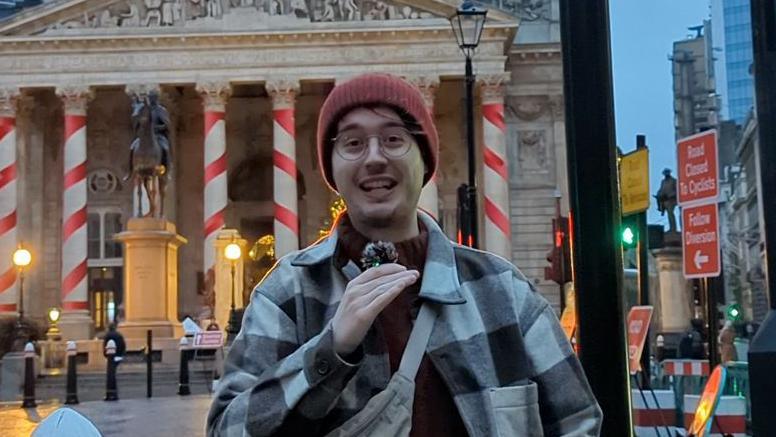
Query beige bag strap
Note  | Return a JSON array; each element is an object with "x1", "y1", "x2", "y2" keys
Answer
[{"x1": 396, "y1": 304, "x2": 438, "y2": 380}]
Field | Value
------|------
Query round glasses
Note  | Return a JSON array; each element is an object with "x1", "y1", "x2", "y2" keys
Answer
[{"x1": 332, "y1": 126, "x2": 422, "y2": 161}]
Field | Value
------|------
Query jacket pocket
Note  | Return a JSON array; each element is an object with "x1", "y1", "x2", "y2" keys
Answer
[{"x1": 488, "y1": 382, "x2": 544, "y2": 437}]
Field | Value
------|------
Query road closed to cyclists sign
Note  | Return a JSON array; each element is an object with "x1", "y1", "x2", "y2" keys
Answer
[{"x1": 677, "y1": 130, "x2": 718, "y2": 206}]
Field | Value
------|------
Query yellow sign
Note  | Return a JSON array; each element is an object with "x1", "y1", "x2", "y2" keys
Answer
[
  {"x1": 619, "y1": 148, "x2": 650, "y2": 215},
  {"x1": 559, "y1": 282, "x2": 576, "y2": 342}
]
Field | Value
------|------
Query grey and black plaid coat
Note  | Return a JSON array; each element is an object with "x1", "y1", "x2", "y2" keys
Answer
[{"x1": 207, "y1": 212, "x2": 602, "y2": 436}]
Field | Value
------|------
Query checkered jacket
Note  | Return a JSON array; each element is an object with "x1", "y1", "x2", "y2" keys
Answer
[{"x1": 207, "y1": 213, "x2": 602, "y2": 436}]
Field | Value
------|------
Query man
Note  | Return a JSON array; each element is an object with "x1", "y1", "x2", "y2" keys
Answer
[
  {"x1": 103, "y1": 323, "x2": 126, "y2": 366},
  {"x1": 207, "y1": 74, "x2": 601, "y2": 436}
]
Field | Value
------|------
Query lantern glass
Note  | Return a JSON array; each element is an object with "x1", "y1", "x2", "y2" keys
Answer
[
  {"x1": 449, "y1": 1, "x2": 487, "y2": 56},
  {"x1": 13, "y1": 248, "x2": 31, "y2": 267},
  {"x1": 225, "y1": 243, "x2": 242, "y2": 261}
]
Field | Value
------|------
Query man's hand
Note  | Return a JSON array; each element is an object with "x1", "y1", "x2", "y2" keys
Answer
[{"x1": 331, "y1": 263, "x2": 420, "y2": 356}]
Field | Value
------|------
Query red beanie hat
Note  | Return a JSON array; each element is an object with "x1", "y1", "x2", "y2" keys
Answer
[{"x1": 316, "y1": 74, "x2": 439, "y2": 190}]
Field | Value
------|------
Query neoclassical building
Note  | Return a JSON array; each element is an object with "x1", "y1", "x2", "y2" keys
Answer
[{"x1": 0, "y1": 0, "x2": 567, "y2": 339}]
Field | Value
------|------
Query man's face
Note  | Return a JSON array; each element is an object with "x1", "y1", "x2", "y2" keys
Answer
[{"x1": 331, "y1": 106, "x2": 425, "y2": 229}]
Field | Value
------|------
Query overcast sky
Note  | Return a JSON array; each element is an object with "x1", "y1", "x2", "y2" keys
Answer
[{"x1": 609, "y1": 0, "x2": 711, "y2": 225}]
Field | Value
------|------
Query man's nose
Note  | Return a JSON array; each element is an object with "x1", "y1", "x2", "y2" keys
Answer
[{"x1": 363, "y1": 137, "x2": 388, "y2": 167}]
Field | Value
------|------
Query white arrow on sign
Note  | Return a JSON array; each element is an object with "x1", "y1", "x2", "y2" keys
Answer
[{"x1": 694, "y1": 250, "x2": 709, "y2": 269}]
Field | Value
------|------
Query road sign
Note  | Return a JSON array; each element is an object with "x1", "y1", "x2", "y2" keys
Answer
[
  {"x1": 677, "y1": 130, "x2": 718, "y2": 205},
  {"x1": 627, "y1": 306, "x2": 653, "y2": 374},
  {"x1": 682, "y1": 203, "x2": 721, "y2": 278},
  {"x1": 687, "y1": 365, "x2": 727, "y2": 437},
  {"x1": 193, "y1": 331, "x2": 224, "y2": 349},
  {"x1": 619, "y1": 148, "x2": 650, "y2": 215},
  {"x1": 559, "y1": 282, "x2": 576, "y2": 341}
]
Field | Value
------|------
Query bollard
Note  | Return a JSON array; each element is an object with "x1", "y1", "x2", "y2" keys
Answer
[
  {"x1": 65, "y1": 340, "x2": 79, "y2": 405},
  {"x1": 146, "y1": 329, "x2": 153, "y2": 398},
  {"x1": 21, "y1": 342, "x2": 36, "y2": 408},
  {"x1": 178, "y1": 336, "x2": 191, "y2": 396},
  {"x1": 105, "y1": 339, "x2": 118, "y2": 401}
]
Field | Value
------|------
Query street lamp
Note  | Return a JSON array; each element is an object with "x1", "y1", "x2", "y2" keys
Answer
[
  {"x1": 224, "y1": 242, "x2": 242, "y2": 342},
  {"x1": 13, "y1": 246, "x2": 31, "y2": 322},
  {"x1": 12, "y1": 245, "x2": 32, "y2": 351},
  {"x1": 450, "y1": 0, "x2": 487, "y2": 249},
  {"x1": 47, "y1": 307, "x2": 62, "y2": 341}
]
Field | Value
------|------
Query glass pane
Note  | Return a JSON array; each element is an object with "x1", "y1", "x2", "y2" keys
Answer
[
  {"x1": 87, "y1": 213, "x2": 101, "y2": 259},
  {"x1": 104, "y1": 213, "x2": 123, "y2": 258}
]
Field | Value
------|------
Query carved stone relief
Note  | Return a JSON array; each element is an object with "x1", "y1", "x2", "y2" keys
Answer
[
  {"x1": 43, "y1": 0, "x2": 434, "y2": 34},
  {"x1": 508, "y1": 126, "x2": 554, "y2": 188},
  {"x1": 516, "y1": 130, "x2": 547, "y2": 171},
  {"x1": 476, "y1": 0, "x2": 553, "y2": 22}
]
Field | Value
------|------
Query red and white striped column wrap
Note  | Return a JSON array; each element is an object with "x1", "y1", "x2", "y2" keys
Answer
[
  {"x1": 0, "y1": 89, "x2": 19, "y2": 314},
  {"x1": 631, "y1": 389, "x2": 679, "y2": 436},
  {"x1": 481, "y1": 77, "x2": 511, "y2": 259},
  {"x1": 662, "y1": 359, "x2": 711, "y2": 377},
  {"x1": 267, "y1": 80, "x2": 299, "y2": 258},
  {"x1": 197, "y1": 83, "x2": 232, "y2": 276},
  {"x1": 58, "y1": 87, "x2": 92, "y2": 312},
  {"x1": 411, "y1": 76, "x2": 440, "y2": 219},
  {"x1": 683, "y1": 394, "x2": 746, "y2": 436}
]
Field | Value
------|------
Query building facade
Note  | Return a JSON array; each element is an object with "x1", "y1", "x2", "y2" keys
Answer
[
  {"x1": 0, "y1": 0, "x2": 568, "y2": 339},
  {"x1": 721, "y1": 114, "x2": 767, "y2": 323},
  {"x1": 721, "y1": 0, "x2": 755, "y2": 125},
  {"x1": 671, "y1": 20, "x2": 720, "y2": 141}
]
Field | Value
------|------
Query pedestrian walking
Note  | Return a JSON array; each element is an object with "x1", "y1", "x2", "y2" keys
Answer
[{"x1": 207, "y1": 73, "x2": 602, "y2": 436}]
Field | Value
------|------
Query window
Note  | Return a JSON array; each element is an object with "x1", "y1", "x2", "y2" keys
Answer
[{"x1": 87, "y1": 207, "x2": 124, "y2": 266}]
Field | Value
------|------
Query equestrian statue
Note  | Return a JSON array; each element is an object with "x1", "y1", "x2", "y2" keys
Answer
[{"x1": 126, "y1": 90, "x2": 171, "y2": 218}]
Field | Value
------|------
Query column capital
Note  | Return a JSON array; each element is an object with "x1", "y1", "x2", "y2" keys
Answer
[
  {"x1": 266, "y1": 78, "x2": 299, "y2": 110},
  {"x1": 0, "y1": 87, "x2": 20, "y2": 117},
  {"x1": 125, "y1": 83, "x2": 160, "y2": 100},
  {"x1": 56, "y1": 85, "x2": 94, "y2": 116},
  {"x1": 196, "y1": 81, "x2": 232, "y2": 112},
  {"x1": 478, "y1": 73, "x2": 510, "y2": 105},
  {"x1": 405, "y1": 76, "x2": 439, "y2": 109}
]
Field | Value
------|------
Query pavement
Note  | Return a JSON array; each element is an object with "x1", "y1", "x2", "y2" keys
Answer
[{"x1": 0, "y1": 395, "x2": 212, "y2": 436}]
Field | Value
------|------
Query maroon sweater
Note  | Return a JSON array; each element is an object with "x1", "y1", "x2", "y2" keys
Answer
[{"x1": 336, "y1": 216, "x2": 468, "y2": 437}]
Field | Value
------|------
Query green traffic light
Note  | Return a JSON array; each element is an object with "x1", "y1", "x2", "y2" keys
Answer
[
  {"x1": 622, "y1": 227, "x2": 636, "y2": 246},
  {"x1": 727, "y1": 304, "x2": 742, "y2": 321}
]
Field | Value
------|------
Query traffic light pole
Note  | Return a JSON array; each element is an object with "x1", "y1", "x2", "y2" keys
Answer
[
  {"x1": 560, "y1": 0, "x2": 632, "y2": 434},
  {"x1": 636, "y1": 210, "x2": 651, "y2": 386},
  {"x1": 748, "y1": 1, "x2": 776, "y2": 434},
  {"x1": 635, "y1": 135, "x2": 651, "y2": 388}
]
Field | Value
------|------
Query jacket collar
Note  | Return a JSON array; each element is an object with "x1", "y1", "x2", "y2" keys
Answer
[{"x1": 291, "y1": 210, "x2": 465, "y2": 305}]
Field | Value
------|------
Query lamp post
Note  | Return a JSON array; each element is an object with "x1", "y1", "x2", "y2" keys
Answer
[
  {"x1": 450, "y1": 0, "x2": 487, "y2": 249},
  {"x1": 12, "y1": 245, "x2": 32, "y2": 351},
  {"x1": 12, "y1": 246, "x2": 31, "y2": 322},
  {"x1": 224, "y1": 242, "x2": 242, "y2": 343}
]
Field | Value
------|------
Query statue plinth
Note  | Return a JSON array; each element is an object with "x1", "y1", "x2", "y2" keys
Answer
[
  {"x1": 652, "y1": 246, "x2": 692, "y2": 333},
  {"x1": 663, "y1": 230, "x2": 682, "y2": 247},
  {"x1": 115, "y1": 218, "x2": 187, "y2": 340}
]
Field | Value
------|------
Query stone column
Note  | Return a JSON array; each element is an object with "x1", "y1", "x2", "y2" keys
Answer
[
  {"x1": 266, "y1": 79, "x2": 299, "y2": 258},
  {"x1": 0, "y1": 88, "x2": 19, "y2": 315},
  {"x1": 653, "y1": 247, "x2": 692, "y2": 333},
  {"x1": 408, "y1": 76, "x2": 440, "y2": 219},
  {"x1": 480, "y1": 75, "x2": 511, "y2": 259},
  {"x1": 196, "y1": 82, "x2": 232, "y2": 278},
  {"x1": 56, "y1": 86, "x2": 94, "y2": 340}
]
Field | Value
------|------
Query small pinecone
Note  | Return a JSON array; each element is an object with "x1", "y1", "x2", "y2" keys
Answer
[{"x1": 360, "y1": 241, "x2": 399, "y2": 270}]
